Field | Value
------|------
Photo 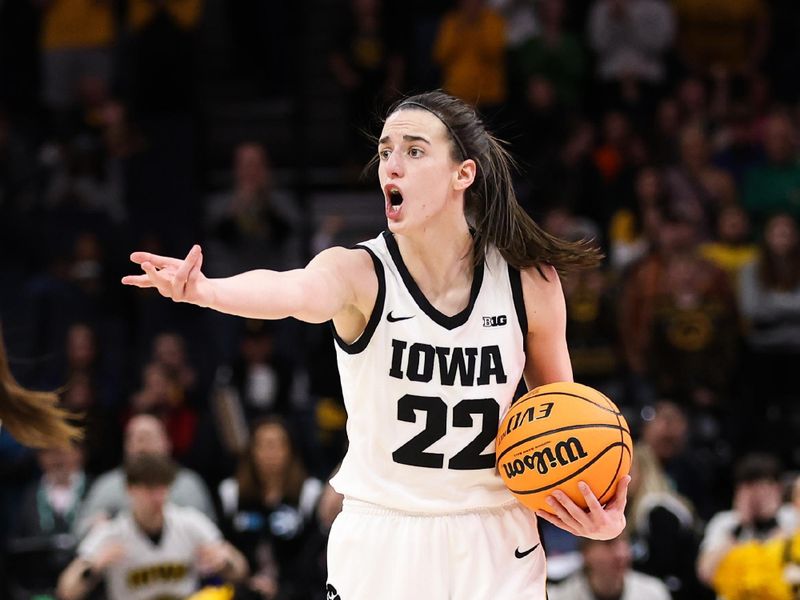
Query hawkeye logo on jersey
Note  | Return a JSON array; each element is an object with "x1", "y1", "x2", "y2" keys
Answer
[
  {"x1": 389, "y1": 339, "x2": 507, "y2": 386},
  {"x1": 483, "y1": 315, "x2": 507, "y2": 327}
]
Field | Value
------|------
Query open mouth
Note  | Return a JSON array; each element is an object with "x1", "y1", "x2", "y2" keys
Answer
[{"x1": 386, "y1": 187, "x2": 404, "y2": 214}]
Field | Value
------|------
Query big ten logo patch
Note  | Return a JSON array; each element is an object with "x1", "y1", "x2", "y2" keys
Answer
[
  {"x1": 326, "y1": 583, "x2": 341, "y2": 600},
  {"x1": 483, "y1": 315, "x2": 507, "y2": 327}
]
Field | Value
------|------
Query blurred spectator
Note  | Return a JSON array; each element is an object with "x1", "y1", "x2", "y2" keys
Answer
[
  {"x1": 41, "y1": 134, "x2": 126, "y2": 225},
  {"x1": 742, "y1": 112, "x2": 800, "y2": 222},
  {"x1": 548, "y1": 535, "x2": 672, "y2": 600},
  {"x1": 213, "y1": 320, "x2": 293, "y2": 429},
  {"x1": 588, "y1": 0, "x2": 675, "y2": 111},
  {"x1": 74, "y1": 414, "x2": 215, "y2": 538},
  {"x1": 206, "y1": 143, "x2": 303, "y2": 275},
  {"x1": 218, "y1": 417, "x2": 324, "y2": 600},
  {"x1": 130, "y1": 361, "x2": 198, "y2": 459},
  {"x1": 697, "y1": 452, "x2": 792, "y2": 587},
  {"x1": 61, "y1": 371, "x2": 121, "y2": 476},
  {"x1": 151, "y1": 331, "x2": 198, "y2": 400},
  {"x1": 618, "y1": 205, "x2": 731, "y2": 400},
  {"x1": 699, "y1": 204, "x2": 758, "y2": 288},
  {"x1": 737, "y1": 212, "x2": 800, "y2": 460},
  {"x1": 329, "y1": 0, "x2": 405, "y2": 162},
  {"x1": 562, "y1": 264, "x2": 623, "y2": 397},
  {"x1": 36, "y1": 0, "x2": 114, "y2": 136},
  {"x1": 57, "y1": 453, "x2": 247, "y2": 600},
  {"x1": 489, "y1": 0, "x2": 539, "y2": 49},
  {"x1": 712, "y1": 104, "x2": 764, "y2": 185},
  {"x1": 664, "y1": 124, "x2": 738, "y2": 238},
  {"x1": 433, "y1": 0, "x2": 507, "y2": 116},
  {"x1": 590, "y1": 110, "x2": 647, "y2": 233},
  {"x1": 627, "y1": 405, "x2": 712, "y2": 599},
  {"x1": 5, "y1": 442, "x2": 88, "y2": 599},
  {"x1": 646, "y1": 250, "x2": 739, "y2": 417},
  {"x1": 636, "y1": 401, "x2": 715, "y2": 519},
  {"x1": 673, "y1": 0, "x2": 770, "y2": 77},
  {"x1": 608, "y1": 165, "x2": 665, "y2": 272},
  {"x1": 510, "y1": 0, "x2": 585, "y2": 110}
]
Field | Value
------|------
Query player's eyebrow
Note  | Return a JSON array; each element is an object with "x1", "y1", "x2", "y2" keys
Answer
[{"x1": 379, "y1": 134, "x2": 432, "y2": 146}]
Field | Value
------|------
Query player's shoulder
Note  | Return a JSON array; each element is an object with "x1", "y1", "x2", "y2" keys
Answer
[
  {"x1": 519, "y1": 264, "x2": 565, "y2": 325},
  {"x1": 309, "y1": 245, "x2": 379, "y2": 275}
]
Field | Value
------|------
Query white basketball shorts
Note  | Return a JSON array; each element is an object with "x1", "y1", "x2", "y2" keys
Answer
[{"x1": 326, "y1": 498, "x2": 546, "y2": 600}]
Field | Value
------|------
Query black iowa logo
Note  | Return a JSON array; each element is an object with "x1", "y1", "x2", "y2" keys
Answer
[{"x1": 502, "y1": 437, "x2": 588, "y2": 478}]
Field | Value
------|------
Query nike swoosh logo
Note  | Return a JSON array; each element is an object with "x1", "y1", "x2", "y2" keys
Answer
[
  {"x1": 387, "y1": 311, "x2": 414, "y2": 323},
  {"x1": 514, "y1": 543, "x2": 540, "y2": 559}
]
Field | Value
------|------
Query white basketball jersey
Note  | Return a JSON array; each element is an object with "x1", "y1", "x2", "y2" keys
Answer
[
  {"x1": 78, "y1": 504, "x2": 221, "y2": 600},
  {"x1": 330, "y1": 231, "x2": 528, "y2": 513}
]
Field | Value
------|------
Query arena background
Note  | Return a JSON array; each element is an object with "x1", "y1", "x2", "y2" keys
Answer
[{"x1": 1, "y1": 0, "x2": 800, "y2": 598}]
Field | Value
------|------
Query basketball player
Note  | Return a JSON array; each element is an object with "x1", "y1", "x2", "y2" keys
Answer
[
  {"x1": 122, "y1": 91, "x2": 630, "y2": 599},
  {"x1": 0, "y1": 328, "x2": 81, "y2": 448}
]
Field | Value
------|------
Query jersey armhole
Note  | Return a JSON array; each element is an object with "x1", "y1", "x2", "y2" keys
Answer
[
  {"x1": 508, "y1": 264, "x2": 528, "y2": 340},
  {"x1": 330, "y1": 245, "x2": 386, "y2": 354}
]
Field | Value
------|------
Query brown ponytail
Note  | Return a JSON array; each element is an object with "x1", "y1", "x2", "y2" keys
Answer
[
  {"x1": 388, "y1": 91, "x2": 603, "y2": 275},
  {"x1": 0, "y1": 331, "x2": 82, "y2": 448}
]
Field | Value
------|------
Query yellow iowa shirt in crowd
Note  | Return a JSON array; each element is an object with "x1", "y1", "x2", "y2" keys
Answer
[
  {"x1": 41, "y1": 0, "x2": 114, "y2": 51},
  {"x1": 128, "y1": 0, "x2": 204, "y2": 31},
  {"x1": 433, "y1": 7, "x2": 506, "y2": 108},
  {"x1": 673, "y1": 0, "x2": 767, "y2": 72}
]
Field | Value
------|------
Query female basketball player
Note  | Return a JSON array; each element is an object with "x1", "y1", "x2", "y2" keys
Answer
[
  {"x1": 123, "y1": 91, "x2": 630, "y2": 599},
  {"x1": 0, "y1": 329, "x2": 82, "y2": 447}
]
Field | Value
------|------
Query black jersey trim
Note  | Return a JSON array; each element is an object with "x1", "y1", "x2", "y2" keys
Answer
[
  {"x1": 330, "y1": 245, "x2": 385, "y2": 355},
  {"x1": 508, "y1": 265, "x2": 528, "y2": 340},
  {"x1": 382, "y1": 230, "x2": 483, "y2": 330}
]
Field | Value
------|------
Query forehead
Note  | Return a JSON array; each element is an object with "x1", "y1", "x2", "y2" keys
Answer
[{"x1": 380, "y1": 109, "x2": 449, "y2": 143}]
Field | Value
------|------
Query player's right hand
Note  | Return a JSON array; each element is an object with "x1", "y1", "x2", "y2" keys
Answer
[{"x1": 122, "y1": 245, "x2": 213, "y2": 307}]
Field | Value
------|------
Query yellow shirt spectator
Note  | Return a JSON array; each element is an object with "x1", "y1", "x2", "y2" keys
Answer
[
  {"x1": 41, "y1": 0, "x2": 114, "y2": 51},
  {"x1": 434, "y1": 5, "x2": 506, "y2": 107}
]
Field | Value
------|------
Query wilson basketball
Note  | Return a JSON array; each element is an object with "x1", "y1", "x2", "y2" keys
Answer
[{"x1": 496, "y1": 382, "x2": 632, "y2": 513}]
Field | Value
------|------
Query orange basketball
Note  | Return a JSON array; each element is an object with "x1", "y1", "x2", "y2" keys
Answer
[{"x1": 496, "y1": 381, "x2": 633, "y2": 513}]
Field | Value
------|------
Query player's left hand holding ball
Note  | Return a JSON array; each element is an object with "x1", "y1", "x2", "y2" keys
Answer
[{"x1": 535, "y1": 475, "x2": 631, "y2": 540}]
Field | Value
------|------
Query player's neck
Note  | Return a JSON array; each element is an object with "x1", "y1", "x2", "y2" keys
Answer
[{"x1": 395, "y1": 218, "x2": 474, "y2": 295}]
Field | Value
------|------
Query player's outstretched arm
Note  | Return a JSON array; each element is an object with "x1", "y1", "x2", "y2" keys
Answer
[{"x1": 122, "y1": 245, "x2": 371, "y2": 324}]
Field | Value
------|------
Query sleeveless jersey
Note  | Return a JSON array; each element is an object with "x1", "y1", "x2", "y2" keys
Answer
[{"x1": 329, "y1": 231, "x2": 528, "y2": 513}]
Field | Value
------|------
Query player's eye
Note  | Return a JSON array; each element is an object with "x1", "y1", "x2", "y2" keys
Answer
[
  {"x1": 378, "y1": 149, "x2": 391, "y2": 160},
  {"x1": 408, "y1": 147, "x2": 424, "y2": 158}
]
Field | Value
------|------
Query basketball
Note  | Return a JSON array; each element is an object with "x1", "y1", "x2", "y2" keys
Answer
[{"x1": 496, "y1": 382, "x2": 633, "y2": 513}]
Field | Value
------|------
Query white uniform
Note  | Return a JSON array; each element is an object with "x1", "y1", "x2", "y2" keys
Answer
[
  {"x1": 78, "y1": 504, "x2": 221, "y2": 600},
  {"x1": 327, "y1": 231, "x2": 545, "y2": 600}
]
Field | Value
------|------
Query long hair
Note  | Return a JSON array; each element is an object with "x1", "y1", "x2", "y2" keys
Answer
[
  {"x1": 0, "y1": 329, "x2": 82, "y2": 448},
  {"x1": 380, "y1": 91, "x2": 603, "y2": 274},
  {"x1": 236, "y1": 416, "x2": 307, "y2": 507}
]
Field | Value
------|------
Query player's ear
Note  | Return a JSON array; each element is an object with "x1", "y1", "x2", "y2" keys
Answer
[{"x1": 453, "y1": 159, "x2": 476, "y2": 191}]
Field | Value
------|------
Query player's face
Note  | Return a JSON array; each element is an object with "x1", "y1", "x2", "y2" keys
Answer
[{"x1": 377, "y1": 109, "x2": 463, "y2": 233}]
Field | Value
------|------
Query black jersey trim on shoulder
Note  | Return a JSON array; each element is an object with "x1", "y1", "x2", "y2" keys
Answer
[
  {"x1": 382, "y1": 230, "x2": 484, "y2": 330},
  {"x1": 330, "y1": 245, "x2": 385, "y2": 355},
  {"x1": 508, "y1": 264, "x2": 528, "y2": 340}
]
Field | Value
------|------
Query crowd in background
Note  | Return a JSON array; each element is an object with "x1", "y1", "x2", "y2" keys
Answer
[{"x1": 2, "y1": 0, "x2": 800, "y2": 598}]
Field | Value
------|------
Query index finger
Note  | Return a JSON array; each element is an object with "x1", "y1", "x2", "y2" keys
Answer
[
  {"x1": 130, "y1": 251, "x2": 183, "y2": 269},
  {"x1": 578, "y1": 481, "x2": 605, "y2": 514}
]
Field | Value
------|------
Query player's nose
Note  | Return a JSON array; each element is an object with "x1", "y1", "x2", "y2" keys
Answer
[{"x1": 386, "y1": 150, "x2": 404, "y2": 178}]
